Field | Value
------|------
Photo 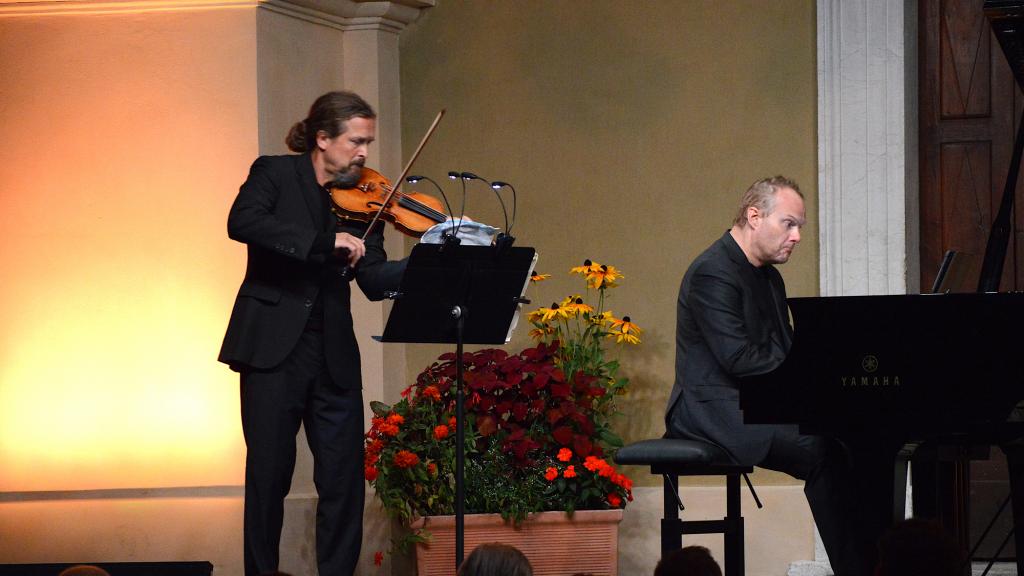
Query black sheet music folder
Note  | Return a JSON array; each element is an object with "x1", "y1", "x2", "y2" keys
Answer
[{"x1": 377, "y1": 243, "x2": 537, "y2": 344}]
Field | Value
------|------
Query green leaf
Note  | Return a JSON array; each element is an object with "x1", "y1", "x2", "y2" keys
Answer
[
  {"x1": 370, "y1": 400, "x2": 392, "y2": 417},
  {"x1": 599, "y1": 429, "x2": 624, "y2": 447}
]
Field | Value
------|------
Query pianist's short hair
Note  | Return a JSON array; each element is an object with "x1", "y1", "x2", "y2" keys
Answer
[{"x1": 733, "y1": 176, "x2": 803, "y2": 227}]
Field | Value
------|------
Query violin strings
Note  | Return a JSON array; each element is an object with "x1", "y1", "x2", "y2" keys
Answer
[{"x1": 396, "y1": 194, "x2": 447, "y2": 222}]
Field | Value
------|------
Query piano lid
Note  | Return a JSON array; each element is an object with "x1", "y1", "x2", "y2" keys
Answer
[
  {"x1": 739, "y1": 292, "x2": 1024, "y2": 437},
  {"x1": 986, "y1": 1, "x2": 1024, "y2": 90}
]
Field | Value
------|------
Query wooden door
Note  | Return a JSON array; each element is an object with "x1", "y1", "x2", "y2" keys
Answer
[{"x1": 918, "y1": 0, "x2": 1023, "y2": 562}]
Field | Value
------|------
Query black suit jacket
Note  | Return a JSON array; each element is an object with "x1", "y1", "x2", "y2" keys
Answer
[
  {"x1": 665, "y1": 231, "x2": 791, "y2": 462},
  {"x1": 218, "y1": 153, "x2": 404, "y2": 388}
]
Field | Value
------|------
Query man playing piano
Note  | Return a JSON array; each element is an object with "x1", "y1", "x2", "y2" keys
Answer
[{"x1": 665, "y1": 176, "x2": 869, "y2": 576}]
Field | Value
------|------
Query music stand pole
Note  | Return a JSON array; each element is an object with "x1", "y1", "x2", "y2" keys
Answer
[
  {"x1": 376, "y1": 243, "x2": 538, "y2": 575},
  {"x1": 454, "y1": 305, "x2": 466, "y2": 568}
]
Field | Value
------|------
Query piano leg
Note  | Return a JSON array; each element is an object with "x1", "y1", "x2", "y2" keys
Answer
[
  {"x1": 911, "y1": 443, "x2": 972, "y2": 564},
  {"x1": 1000, "y1": 440, "x2": 1024, "y2": 575},
  {"x1": 846, "y1": 438, "x2": 904, "y2": 575}
]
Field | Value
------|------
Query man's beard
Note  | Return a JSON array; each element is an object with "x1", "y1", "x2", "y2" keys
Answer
[{"x1": 327, "y1": 162, "x2": 364, "y2": 189}]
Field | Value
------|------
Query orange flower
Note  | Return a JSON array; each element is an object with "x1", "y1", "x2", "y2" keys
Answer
[
  {"x1": 563, "y1": 465, "x2": 577, "y2": 479},
  {"x1": 378, "y1": 422, "x2": 399, "y2": 437},
  {"x1": 433, "y1": 424, "x2": 449, "y2": 440},
  {"x1": 544, "y1": 467, "x2": 558, "y2": 481},
  {"x1": 607, "y1": 493, "x2": 622, "y2": 507},
  {"x1": 530, "y1": 272, "x2": 551, "y2": 283},
  {"x1": 427, "y1": 462, "x2": 438, "y2": 476},
  {"x1": 393, "y1": 450, "x2": 420, "y2": 469},
  {"x1": 421, "y1": 386, "x2": 441, "y2": 401},
  {"x1": 448, "y1": 416, "x2": 457, "y2": 428},
  {"x1": 387, "y1": 413, "x2": 405, "y2": 425},
  {"x1": 557, "y1": 447, "x2": 573, "y2": 462}
]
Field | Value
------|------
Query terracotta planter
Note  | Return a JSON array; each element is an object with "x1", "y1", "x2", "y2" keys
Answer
[{"x1": 411, "y1": 508, "x2": 623, "y2": 576}]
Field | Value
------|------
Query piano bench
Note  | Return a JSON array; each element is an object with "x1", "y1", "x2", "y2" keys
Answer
[{"x1": 615, "y1": 438, "x2": 760, "y2": 576}]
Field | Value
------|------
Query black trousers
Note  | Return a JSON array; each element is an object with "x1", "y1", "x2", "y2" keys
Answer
[
  {"x1": 669, "y1": 395, "x2": 872, "y2": 576},
  {"x1": 240, "y1": 323, "x2": 365, "y2": 576}
]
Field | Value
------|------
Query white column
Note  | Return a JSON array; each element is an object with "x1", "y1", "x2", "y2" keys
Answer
[
  {"x1": 798, "y1": 2, "x2": 915, "y2": 575},
  {"x1": 817, "y1": 0, "x2": 915, "y2": 299}
]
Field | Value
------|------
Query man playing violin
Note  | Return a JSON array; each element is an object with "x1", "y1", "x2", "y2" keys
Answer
[{"x1": 219, "y1": 91, "x2": 405, "y2": 576}]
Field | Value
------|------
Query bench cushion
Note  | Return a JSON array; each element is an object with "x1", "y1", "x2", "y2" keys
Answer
[{"x1": 614, "y1": 438, "x2": 735, "y2": 466}]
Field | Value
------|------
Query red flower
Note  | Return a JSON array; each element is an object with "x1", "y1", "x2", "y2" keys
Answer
[
  {"x1": 607, "y1": 493, "x2": 622, "y2": 507},
  {"x1": 374, "y1": 551, "x2": 384, "y2": 566},
  {"x1": 393, "y1": 450, "x2": 420, "y2": 469},
  {"x1": 387, "y1": 413, "x2": 405, "y2": 425},
  {"x1": 557, "y1": 447, "x2": 573, "y2": 462},
  {"x1": 427, "y1": 462, "x2": 438, "y2": 476},
  {"x1": 364, "y1": 466, "x2": 378, "y2": 481},
  {"x1": 421, "y1": 386, "x2": 441, "y2": 401},
  {"x1": 563, "y1": 465, "x2": 577, "y2": 479},
  {"x1": 378, "y1": 422, "x2": 399, "y2": 437},
  {"x1": 366, "y1": 438, "x2": 384, "y2": 457},
  {"x1": 544, "y1": 467, "x2": 558, "y2": 481},
  {"x1": 552, "y1": 426, "x2": 574, "y2": 446},
  {"x1": 448, "y1": 416, "x2": 457, "y2": 428},
  {"x1": 433, "y1": 424, "x2": 449, "y2": 440},
  {"x1": 583, "y1": 456, "x2": 605, "y2": 472}
]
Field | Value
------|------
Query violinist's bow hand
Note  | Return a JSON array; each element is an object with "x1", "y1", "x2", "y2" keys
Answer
[{"x1": 334, "y1": 233, "x2": 365, "y2": 266}]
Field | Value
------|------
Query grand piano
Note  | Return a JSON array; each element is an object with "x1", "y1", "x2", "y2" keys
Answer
[
  {"x1": 739, "y1": 0, "x2": 1024, "y2": 572},
  {"x1": 740, "y1": 293, "x2": 1024, "y2": 570}
]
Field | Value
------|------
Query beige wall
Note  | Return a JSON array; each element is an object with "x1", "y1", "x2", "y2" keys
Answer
[
  {"x1": 0, "y1": 0, "x2": 821, "y2": 574},
  {"x1": 0, "y1": 3, "x2": 410, "y2": 575},
  {"x1": 399, "y1": 0, "x2": 819, "y2": 480},
  {"x1": 397, "y1": 2, "x2": 820, "y2": 573}
]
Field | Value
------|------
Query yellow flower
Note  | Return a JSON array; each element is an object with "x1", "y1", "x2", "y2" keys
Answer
[
  {"x1": 570, "y1": 260, "x2": 623, "y2": 289},
  {"x1": 589, "y1": 310, "x2": 614, "y2": 325},
  {"x1": 532, "y1": 303, "x2": 570, "y2": 323},
  {"x1": 587, "y1": 264, "x2": 622, "y2": 289},
  {"x1": 570, "y1": 259, "x2": 599, "y2": 276},
  {"x1": 527, "y1": 308, "x2": 547, "y2": 324},
  {"x1": 608, "y1": 315, "x2": 642, "y2": 344},
  {"x1": 560, "y1": 295, "x2": 594, "y2": 316},
  {"x1": 530, "y1": 272, "x2": 551, "y2": 283},
  {"x1": 529, "y1": 325, "x2": 556, "y2": 340}
]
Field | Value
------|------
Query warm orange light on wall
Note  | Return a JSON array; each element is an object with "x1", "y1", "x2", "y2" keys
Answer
[{"x1": 0, "y1": 9, "x2": 258, "y2": 492}]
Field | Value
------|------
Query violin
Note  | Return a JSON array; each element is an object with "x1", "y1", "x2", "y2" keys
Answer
[{"x1": 329, "y1": 167, "x2": 446, "y2": 238}]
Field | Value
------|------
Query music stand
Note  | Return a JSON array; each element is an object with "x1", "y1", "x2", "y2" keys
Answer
[{"x1": 378, "y1": 242, "x2": 537, "y2": 570}]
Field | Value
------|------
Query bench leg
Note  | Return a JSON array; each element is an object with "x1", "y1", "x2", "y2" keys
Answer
[
  {"x1": 662, "y1": 473, "x2": 682, "y2": 556},
  {"x1": 724, "y1": 473, "x2": 745, "y2": 576}
]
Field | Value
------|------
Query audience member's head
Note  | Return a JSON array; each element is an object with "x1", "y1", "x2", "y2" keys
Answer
[
  {"x1": 875, "y1": 518, "x2": 963, "y2": 576},
  {"x1": 457, "y1": 542, "x2": 533, "y2": 576},
  {"x1": 58, "y1": 566, "x2": 111, "y2": 576},
  {"x1": 654, "y1": 545, "x2": 722, "y2": 576}
]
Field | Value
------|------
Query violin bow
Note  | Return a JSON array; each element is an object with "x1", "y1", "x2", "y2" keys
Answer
[{"x1": 358, "y1": 108, "x2": 446, "y2": 241}]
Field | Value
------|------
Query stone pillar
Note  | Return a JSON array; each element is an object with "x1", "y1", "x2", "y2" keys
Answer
[
  {"x1": 796, "y1": 1, "x2": 917, "y2": 575},
  {"x1": 817, "y1": 0, "x2": 918, "y2": 299}
]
